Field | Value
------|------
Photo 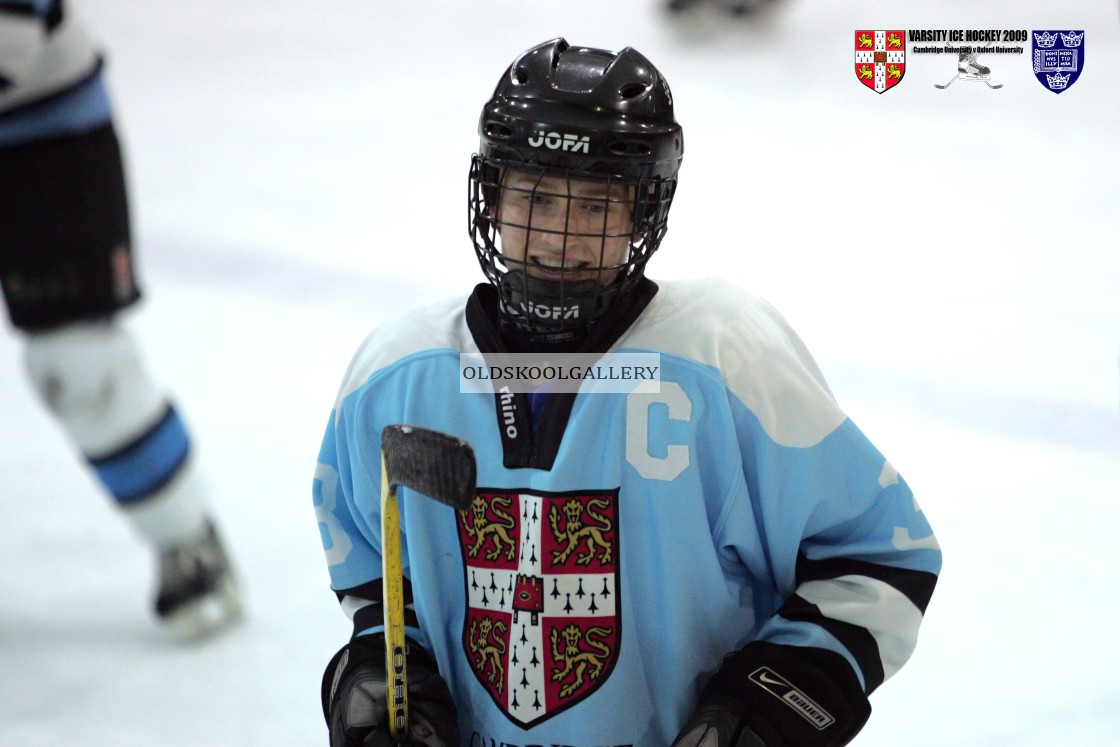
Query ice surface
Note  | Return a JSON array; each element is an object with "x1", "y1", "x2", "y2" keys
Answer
[{"x1": 2, "y1": 1, "x2": 1118, "y2": 744}]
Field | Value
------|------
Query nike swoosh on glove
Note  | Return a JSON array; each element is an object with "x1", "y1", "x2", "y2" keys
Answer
[
  {"x1": 323, "y1": 634, "x2": 459, "y2": 747},
  {"x1": 671, "y1": 641, "x2": 871, "y2": 747}
]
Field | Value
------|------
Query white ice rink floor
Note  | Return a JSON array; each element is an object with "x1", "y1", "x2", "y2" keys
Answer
[{"x1": 2, "y1": 1, "x2": 1119, "y2": 744}]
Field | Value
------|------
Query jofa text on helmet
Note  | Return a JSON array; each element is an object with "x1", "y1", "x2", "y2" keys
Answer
[{"x1": 528, "y1": 131, "x2": 590, "y2": 153}]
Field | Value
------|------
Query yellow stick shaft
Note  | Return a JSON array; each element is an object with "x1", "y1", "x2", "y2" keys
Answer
[{"x1": 381, "y1": 452, "x2": 409, "y2": 740}]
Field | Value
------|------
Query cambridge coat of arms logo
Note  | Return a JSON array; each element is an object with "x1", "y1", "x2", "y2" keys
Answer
[
  {"x1": 855, "y1": 29, "x2": 906, "y2": 93},
  {"x1": 1032, "y1": 30, "x2": 1084, "y2": 94},
  {"x1": 457, "y1": 488, "x2": 620, "y2": 727}
]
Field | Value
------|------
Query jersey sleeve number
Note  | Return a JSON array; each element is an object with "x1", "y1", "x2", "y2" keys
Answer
[{"x1": 313, "y1": 462, "x2": 353, "y2": 566}]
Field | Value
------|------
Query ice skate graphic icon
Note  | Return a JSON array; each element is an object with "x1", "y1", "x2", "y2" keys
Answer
[{"x1": 935, "y1": 50, "x2": 1002, "y2": 89}]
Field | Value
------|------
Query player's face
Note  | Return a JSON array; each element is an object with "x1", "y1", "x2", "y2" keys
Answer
[{"x1": 496, "y1": 170, "x2": 634, "y2": 285}]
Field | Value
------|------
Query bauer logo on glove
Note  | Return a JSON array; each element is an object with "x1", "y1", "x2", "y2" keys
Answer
[{"x1": 748, "y1": 667, "x2": 835, "y2": 730}]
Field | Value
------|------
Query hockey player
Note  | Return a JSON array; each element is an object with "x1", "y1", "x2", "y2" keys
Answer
[
  {"x1": 315, "y1": 38, "x2": 940, "y2": 747},
  {"x1": 0, "y1": 1, "x2": 241, "y2": 638}
]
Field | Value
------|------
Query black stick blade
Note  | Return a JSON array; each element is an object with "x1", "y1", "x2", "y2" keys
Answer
[{"x1": 381, "y1": 425, "x2": 476, "y2": 510}]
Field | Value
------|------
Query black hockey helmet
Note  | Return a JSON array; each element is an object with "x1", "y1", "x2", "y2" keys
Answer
[{"x1": 469, "y1": 38, "x2": 683, "y2": 342}]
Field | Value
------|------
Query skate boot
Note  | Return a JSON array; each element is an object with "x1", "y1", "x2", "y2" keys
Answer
[
  {"x1": 155, "y1": 519, "x2": 243, "y2": 639},
  {"x1": 959, "y1": 52, "x2": 991, "y2": 78}
]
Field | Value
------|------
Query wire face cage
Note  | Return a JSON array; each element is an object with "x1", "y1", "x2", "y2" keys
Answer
[{"x1": 468, "y1": 155, "x2": 675, "y2": 338}]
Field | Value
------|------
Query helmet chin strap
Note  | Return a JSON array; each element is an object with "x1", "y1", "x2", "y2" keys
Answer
[{"x1": 498, "y1": 272, "x2": 623, "y2": 345}]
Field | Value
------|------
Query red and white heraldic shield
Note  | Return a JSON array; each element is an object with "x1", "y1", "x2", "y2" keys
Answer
[
  {"x1": 855, "y1": 30, "x2": 906, "y2": 93},
  {"x1": 456, "y1": 489, "x2": 621, "y2": 727}
]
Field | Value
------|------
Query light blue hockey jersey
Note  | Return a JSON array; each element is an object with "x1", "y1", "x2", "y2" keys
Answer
[{"x1": 314, "y1": 277, "x2": 941, "y2": 747}]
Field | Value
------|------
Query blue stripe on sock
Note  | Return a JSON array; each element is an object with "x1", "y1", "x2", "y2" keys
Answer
[{"x1": 89, "y1": 405, "x2": 190, "y2": 505}]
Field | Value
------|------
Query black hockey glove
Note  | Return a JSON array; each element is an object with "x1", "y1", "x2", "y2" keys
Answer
[
  {"x1": 322, "y1": 634, "x2": 459, "y2": 747},
  {"x1": 671, "y1": 641, "x2": 871, "y2": 747}
]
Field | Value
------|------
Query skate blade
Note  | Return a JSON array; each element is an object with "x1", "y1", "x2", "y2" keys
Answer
[{"x1": 161, "y1": 577, "x2": 244, "y2": 641}]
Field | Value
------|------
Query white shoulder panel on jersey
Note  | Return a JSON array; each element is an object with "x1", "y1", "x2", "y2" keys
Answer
[
  {"x1": 619, "y1": 277, "x2": 846, "y2": 448},
  {"x1": 333, "y1": 279, "x2": 845, "y2": 447},
  {"x1": 334, "y1": 292, "x2": 475, "y2": 413}
]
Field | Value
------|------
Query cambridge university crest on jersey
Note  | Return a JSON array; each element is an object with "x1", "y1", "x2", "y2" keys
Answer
[{"x1": 457, "y1": 489, "x2": 621, "y2": 727}]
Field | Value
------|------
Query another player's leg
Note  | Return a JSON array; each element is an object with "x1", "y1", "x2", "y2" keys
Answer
[
  {"x1": 720, "y1": 0, "x2": 780, "y2": 14},
  {"x1": 666, "y1": 0, "x2": 780, "y2": 15},
  {"x1": 23, "y1": 321, "x2": 243, "y2": 638},
  {"x1": 0, "y1": 123, "x2": 242, "y2": 639}
]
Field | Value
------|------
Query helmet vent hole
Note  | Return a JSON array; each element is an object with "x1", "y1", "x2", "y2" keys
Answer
[
  {"x1": 618, "y1": 82, "x2": 648, "y2": 99},
  {"x1": 608, "y1": 140, "x2": 652, "y2": 156},
  {"x1": 484, "y1": 122, "x2": 514, "y2": 139},
  {"x1": 512, "y1": 67, "x2": 530, "y2": 85}
]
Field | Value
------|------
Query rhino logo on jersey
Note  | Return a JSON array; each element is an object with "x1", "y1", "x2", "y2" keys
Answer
[{"x1": 456, "y1": 489, "x2": 621, "y2": 728}]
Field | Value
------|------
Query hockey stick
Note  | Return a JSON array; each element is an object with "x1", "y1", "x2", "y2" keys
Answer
[
  {"x1": 380, "y1": 424, "x2": 477, "y2": 741},
  {"x1": 936, "y1": 73, "x2": 1003, "y2": 89}
]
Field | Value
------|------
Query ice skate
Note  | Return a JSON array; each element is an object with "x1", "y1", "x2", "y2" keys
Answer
[
  {"x1": 154, "y1": 520, "x2": 243, "y2": 639},
  {"x1": 935, "y1": 51, "x2": 1003, "y2": 89}
]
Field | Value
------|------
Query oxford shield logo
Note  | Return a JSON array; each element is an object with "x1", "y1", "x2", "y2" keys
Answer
[
  {"x1": 457, "y1": 489, "x2": 620, "y2": 727},
  {"x1": 855, "y1": 30, "x2": 906, "y2": 94},
  {"x1": 1032, "y1": 30, "x2": 1084, "y2": 94}
]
